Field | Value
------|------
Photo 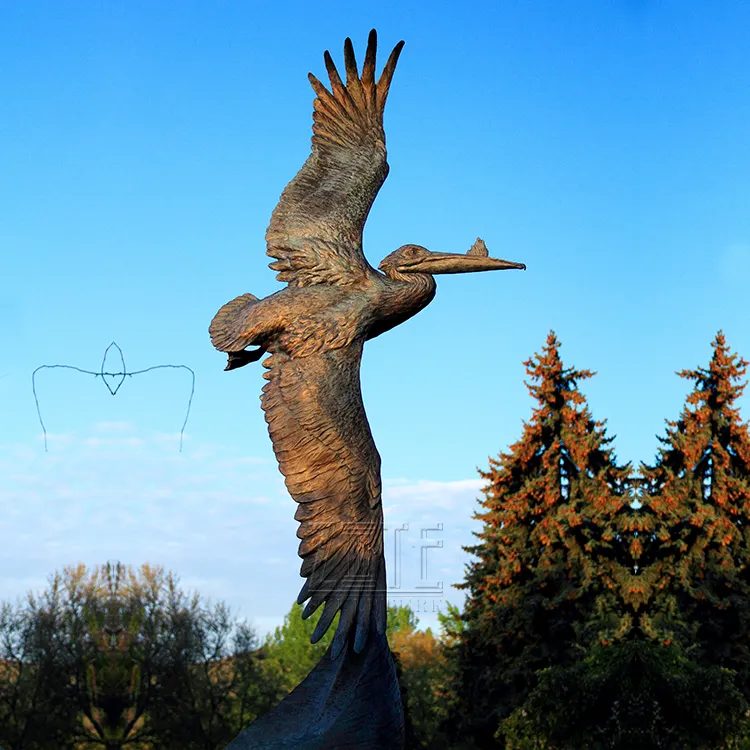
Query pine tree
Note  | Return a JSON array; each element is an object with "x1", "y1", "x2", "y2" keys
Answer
[
  {"x1": 640, "y1": 331, "x2": 750, "y2": 693},
  {"x1": 500, "y1": 639, "x2": 749, "y2": 749},
  {"x1": 444, "y1": 332, "x2": 632, "y2": 747}
]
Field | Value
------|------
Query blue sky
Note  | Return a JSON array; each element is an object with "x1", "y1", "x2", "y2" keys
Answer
[{"x1": 2, "y1": 1, "x2": 750, "y2": 637}]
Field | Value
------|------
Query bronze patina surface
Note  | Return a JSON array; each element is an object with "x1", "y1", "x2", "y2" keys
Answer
[{"x1": 211, "y1": 30, "x2": 525, "y2": 749}]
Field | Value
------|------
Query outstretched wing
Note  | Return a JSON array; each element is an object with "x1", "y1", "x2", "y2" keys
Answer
[
  {"x1": 266, "y1": 30, "x2": 405, "y2": 288},
  {"x1": 260, "y1": 343, "x2": 386, "y2": 657}
]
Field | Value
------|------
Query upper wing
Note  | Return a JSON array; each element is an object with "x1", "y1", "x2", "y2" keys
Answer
[
  {"x1": 260, "y1": 343, "x2": 386, "y2": 657},
  {"x1": 266, "y1": 30, "x2": 405, "y2": 288}
]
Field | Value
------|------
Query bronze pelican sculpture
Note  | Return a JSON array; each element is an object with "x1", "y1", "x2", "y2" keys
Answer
[{"x1": 211, "y1": 30, "x2": 524, "y2": 749}]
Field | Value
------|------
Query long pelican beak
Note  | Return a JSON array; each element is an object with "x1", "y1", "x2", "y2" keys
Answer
[
  {"x1": 399, "y1": 238, "x2": 526, "y2": 275},
  {"x1": 406, "y1": 251, "x2": 526, "y2": 274}
]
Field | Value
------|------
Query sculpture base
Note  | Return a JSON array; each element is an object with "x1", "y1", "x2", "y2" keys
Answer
[{"x1": 225, "y1": 626, "x2": 404, "y2": 749}]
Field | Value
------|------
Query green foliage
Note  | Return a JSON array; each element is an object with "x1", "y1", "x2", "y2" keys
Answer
[
  {"x1": 259, "y1": 601, "x2": 417, "y2": 696},
  {"x1": 387, "y1": 603, "x2": 419, "y2": 641},
  {"x1": 258, "y1": 601, "x2": 433, "y2": 746},
  {"x1": 4, "y1": 332, "x2": 750, "y2": 749},
  {"x1": 506, "y1": 640, "x2": 748, "y2": 750},
  {"x1": 639, "y1": 332, "x2": 750, "y2": 684},
  {"x1": 259, "y1": 602, "x2": 339, "y2": 699},
  {"x1": 501, "y1": 640, "x2": 750, "y2": 749},
  {"x1": 447, "y1": 331, "x2": 750, "y2": 749},
  {"x1": 444, "y1": 332, "x2": 633, "y2": 747},
  {"x1": 437, "y1": 601, "x2": 466, "y2": 643},
  {"x1": 0, "y1": 593, "x2": 79, "y2": 748},
  {"x1": 0, "y1": 562, "x2": 272, "y2": 750},
  {"x1": 391, "y1": 622, "x2": 448, "y2": 748}
]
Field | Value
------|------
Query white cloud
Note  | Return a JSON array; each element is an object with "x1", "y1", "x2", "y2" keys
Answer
[
  {"x1": 92, "y1": 421, "x2": 138, "y2": 433},
  {"x1": 383, "y1": 477, "x2": 485, "y2": 512},
  {"x1": 0, "y1": 427, "x2": 483, "y2": 639}
]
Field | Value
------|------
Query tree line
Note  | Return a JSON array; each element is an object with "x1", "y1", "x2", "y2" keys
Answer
[
  {"x1": 443, "y1": 330, "x2": 750, "y2": 749},
  {"x1": 2, "y1": 330, "x2": 750, "y2": 749}
]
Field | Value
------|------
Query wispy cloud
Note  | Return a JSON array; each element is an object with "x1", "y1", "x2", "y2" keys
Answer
[
  {"x1": 0, "y1": 426, "x2": 482, "y2": 637},
  {"x1": 384, "y1": 477, "x2": 485, "y2": 511},
  {"x1": 382, "y1": 478, "x2": 484, "y2": 633}
]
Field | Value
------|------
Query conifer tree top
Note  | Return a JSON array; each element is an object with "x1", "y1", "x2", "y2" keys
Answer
[
  {"x1": 677, "y1": 330, "x2": 748, "y2": 416},
  {"x1": 640, "y1": 331, "x2": 750, "y2": 630},
  {"x1": 648, "y1": 331, "x2": 750, "y2": 471},
  {"x1": 524, "y1": 331, "x2": 595, "y2": 412},
  {"x1": 462, "y1": 330, "x2": 629, "y2": 603}
]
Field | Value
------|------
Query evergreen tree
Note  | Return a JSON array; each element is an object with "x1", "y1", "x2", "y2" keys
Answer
[
  {"x1": 445, "y1": 332, "x2": 632, "y2": 747},
  {"x1": 500, "y1": 639, "x2": 749, "y2": 750},
  {"x1": 640, "y1": 331, "x2": 750, "y2": 691}
]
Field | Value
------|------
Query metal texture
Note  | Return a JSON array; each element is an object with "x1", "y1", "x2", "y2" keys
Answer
[{"x1": 211, "y1": 30, "x2": 525, "y2": 749}]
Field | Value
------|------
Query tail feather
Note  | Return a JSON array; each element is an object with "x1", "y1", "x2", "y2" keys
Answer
[
  {"x1": 225, "y1": 348, "x2": 265, "y2": 371},
  {"x1": 209, "y1": 293, "x2": 259, "y2": 353}
]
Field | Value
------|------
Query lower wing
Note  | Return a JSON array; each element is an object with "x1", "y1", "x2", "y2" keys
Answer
[{"x1": 260, "y1": 342, "x2": 386, "y2": 658}]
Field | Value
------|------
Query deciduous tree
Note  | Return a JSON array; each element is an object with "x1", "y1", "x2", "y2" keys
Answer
[
  {"x1": 0, "y1": 562, "x2": 271, "y2": 750},
  {"x1": 0, "y1": 591, "x2": 78, "y2": 749}
]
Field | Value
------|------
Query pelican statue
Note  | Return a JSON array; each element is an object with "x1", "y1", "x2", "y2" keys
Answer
[{"x1": 211, "y1": 30, "x2": 525, "y2": 750}]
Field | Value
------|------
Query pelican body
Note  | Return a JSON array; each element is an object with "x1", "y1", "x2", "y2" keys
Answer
[
  {"x1": 213, "y1": 239, "x2": 522, "y2": 371},
  {"x1": 210, "y1": 28, "x2": 524, "y2": 678}
]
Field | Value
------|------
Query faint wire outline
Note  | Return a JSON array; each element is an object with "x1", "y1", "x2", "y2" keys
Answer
[{"x1": 31, "y1": 342, "x2": 195, "y2": 453}]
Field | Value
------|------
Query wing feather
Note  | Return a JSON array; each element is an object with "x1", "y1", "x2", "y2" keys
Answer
[
  {"x1": 266, "y1": 30, "x2": 405, "y2": 288},
  {"x1": 260, "y1": 343, "x2": 384, "y2": 657}
]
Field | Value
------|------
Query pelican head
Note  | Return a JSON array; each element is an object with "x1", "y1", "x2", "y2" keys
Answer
[{"x1": 378, "y1": 238, "x2": 526, "y2": 278}]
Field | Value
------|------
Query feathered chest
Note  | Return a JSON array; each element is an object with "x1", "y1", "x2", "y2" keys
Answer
[
  {"x1": 365, "y1": 273, "x2": 436, "y2": 342},
  {"x1": 272, "y1": 274, "x2": 435, "y2": 357}
]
